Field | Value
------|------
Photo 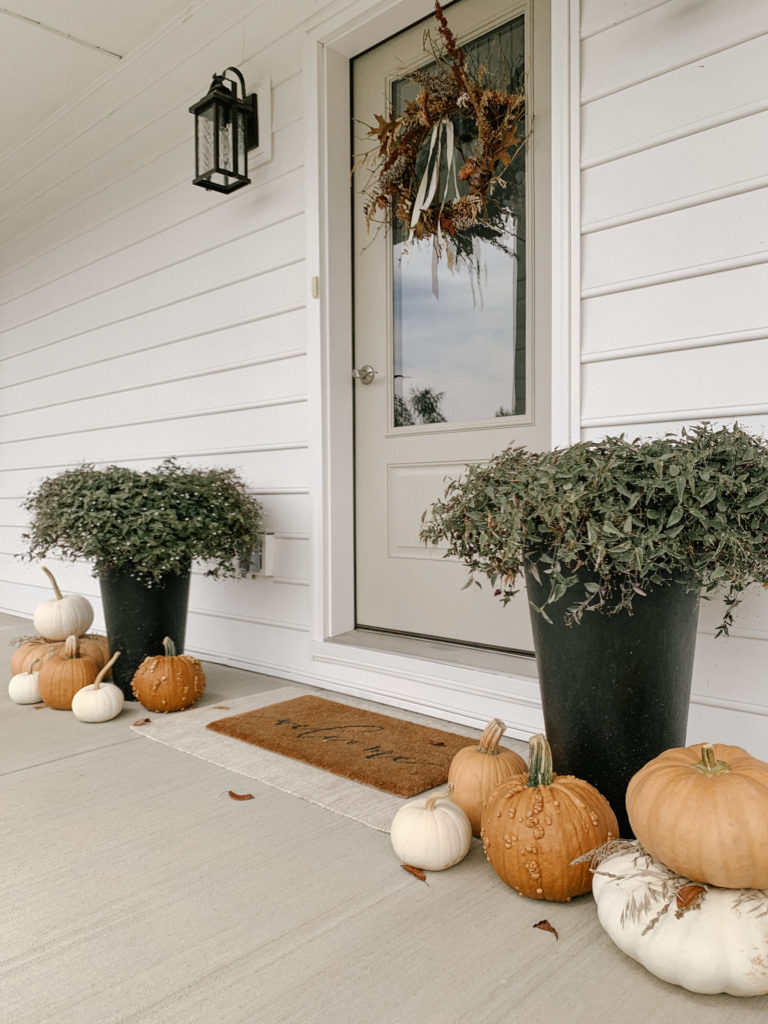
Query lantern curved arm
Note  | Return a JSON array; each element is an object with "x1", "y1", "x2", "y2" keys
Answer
[{"x1": 223, "y1": 66, "x2": 247, "y2": 100}]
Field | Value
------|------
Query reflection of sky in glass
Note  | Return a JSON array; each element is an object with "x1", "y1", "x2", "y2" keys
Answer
[
  {"x1": 393, "y1": 234, "x2": 521, "y2": 423},
  {"x1": 390, "y1": 14, "x2": 526, "y2": 427}
]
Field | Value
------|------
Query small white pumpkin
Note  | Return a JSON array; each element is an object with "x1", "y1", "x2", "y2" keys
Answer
[
  {"x1": 8, "y1": 658, "x2": 42, "y2": 704},
  {"x1": 33, "y1": 566, "x2": 94, "y2": 641},
  {"x1": 71, "y1": 652, "x2": 124, "y2": 723},
  {"x1": 591, "y1": 843, "x2": 768, "y2": 997},
  {"x1": 390, "y1": 788, "x2": 472, "y2": 871}
]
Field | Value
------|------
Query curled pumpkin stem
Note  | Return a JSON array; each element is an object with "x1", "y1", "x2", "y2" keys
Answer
[{"x1": 477, "y1": 718, "x2": 506, "y2": 755}]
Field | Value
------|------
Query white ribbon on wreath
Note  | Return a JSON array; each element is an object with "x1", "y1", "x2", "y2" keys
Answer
[{"x1": 407, "y1": 117, "x2": 460, "y2": 298}]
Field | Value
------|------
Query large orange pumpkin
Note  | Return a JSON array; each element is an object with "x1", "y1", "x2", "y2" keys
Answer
[
  {"x1": 626, "y1": 742, "x2": 768, "y2": 889},
  {"x1": 481, "y1": 733, "x2": 619, "y2": 901},
  {"x1": 131, "y1": 636, "x2": 206, "y2": 713},
  {"x1": 448, "y1": 718, "x2": 527, "y2": 835},
  {"x1": 37, "y1": 634, "x2": 100, "y2": 710}
]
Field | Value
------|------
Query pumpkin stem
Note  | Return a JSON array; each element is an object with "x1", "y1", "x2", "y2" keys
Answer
[
  {"x1": 691, "y1": 742, "x2": 730, "y2": 776},
  {"x1": 92, "y1": 651, "x2": 120, "y2": 690},
  {"x1": 477, "y1": 718, "x2": 506, "y2": 754},
  {"x1": 29, "y1": 658, "x2": 41, "y2": 672},
  {"x1": 527, "y1": 734, "x2": 554, "y2": 787},
  {"x1": 41, "y1": 565, "x2": 64, "y2": 601},
  {"x1": 424, "y1": 785, "x2": 453, "y2": 812},
  {"x1": 162, "y1": 636, "x2": 177, "y2": 657},
  {"x1": 64, "y1": 634, "x2": 78, "y2": 659}
]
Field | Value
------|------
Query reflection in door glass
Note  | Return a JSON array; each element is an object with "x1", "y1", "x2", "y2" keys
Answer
[{"x1": 392, "y1": 16, "x2": 526, "y2": 427}]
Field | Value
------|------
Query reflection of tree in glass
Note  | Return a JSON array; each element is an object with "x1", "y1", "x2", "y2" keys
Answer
[
  {"x1": 495, "y1": 406, "x2": 513, "y2": 418},
  {"x1": 394, "y1": 386, "x2": 447, "y2": 426}
]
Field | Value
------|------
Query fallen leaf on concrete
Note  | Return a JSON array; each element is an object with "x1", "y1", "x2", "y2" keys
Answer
[
  {"x1": 402, "y1": 864, "x2": 427, "y2": 883},
  {"x1": 132, "y1": 718, "x2": 151, "y2": 726},
  {"x1": 212, "y1": 704, "x2": 230, "y2": 709},
  {"x1": 533, "y1": 920, "x2": 558, "y2": 940},
  {"x1": 228, "y1": 791, "x2": 254, "y2": 801},
  {"x1": 33, "y1": 703, "x2": 48, "y2": 710}
]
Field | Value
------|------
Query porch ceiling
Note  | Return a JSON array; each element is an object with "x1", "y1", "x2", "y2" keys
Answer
[{"x1": 0, "y1": 0, "x2": 192, "y2": 163}]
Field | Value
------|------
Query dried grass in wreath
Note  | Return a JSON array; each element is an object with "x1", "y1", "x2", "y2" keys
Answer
[{"x1": 356, "y1": 1, "x2": 527, "y2": 268}]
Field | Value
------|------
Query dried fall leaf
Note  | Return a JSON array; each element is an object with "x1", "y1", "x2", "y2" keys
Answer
[
  {"x1": 676, "y1": 884, "x2": 706, "y2": 913},
  {"x1": 33, "y1": 703, "x2": 48, "y2": 710},
  {"x1": 212, "y1": 705, "x2": 229, "y2": 710},
  {"x1": 132, "y1": 717, "x2": 151, "y2": 726},
  {"x1": 401, "y1": 864, "x2": 427, "y2": 883},
  {"x1": 228, "y1": 791, "x2": 254, "y2": 801},
  {"x1": 533, "y1": 919, "x2": 558, "y2": 941}
]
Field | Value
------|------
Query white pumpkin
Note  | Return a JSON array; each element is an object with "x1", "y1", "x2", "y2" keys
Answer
[
  {"x1": 390, "y1": 789, "x2": 472, "y2": 871},
  {"x1": 591, "y1": 843, "x2": 768, "y2": 997},
  {"x1": 71, "y1": 652, "x2": 124, "y2": 723},
  {"x1": 8, "y1": 658, "x2": 42, "y2": 704},
  {"x1": 33, "y1": 566, "x2": 94, "y2": 641}
]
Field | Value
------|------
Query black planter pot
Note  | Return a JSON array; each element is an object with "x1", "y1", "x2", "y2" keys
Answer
[
  {"x1": 99, "y1": 569, "x2": 191, "y2": 699},
  {"x1": 524, "y1": 562, "x2": 700, "y2": 838}
]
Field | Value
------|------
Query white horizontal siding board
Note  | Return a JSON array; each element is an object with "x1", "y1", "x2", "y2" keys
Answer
[
  {"x1": 0, "y1": 73, "x2": 303, "y2": 287},
  {"x1": 581, "y1": 338, "x2": 768, "y2": 421},
  {"x1": 1, "y1": 263, "x2": 306, "y2": 382},
  {"x1": 581, "y1": 110, "x2": 768, "y2": 231},
  {"x1": 1, "y1": 215, "x2": 305, "y2": 351},
  {"x1": 580, "y1": 414, "x2": 768, "y2": 440},
  {"x1": 581, "y1": 0, "x2": 768, "y2": 103},
  {"x1": 0, "y1": 405, "x2": 310, "y2": 471},
  {"x1": 580, "y1": 0, "x2": 667, "y2": 38},
  {"x1": 1, "y1": 356, "x2": 307, "y2": 443},
  {"x1": 2, "y1": 310, "x2": 307, "y2": 415},
  {"x1": 0, "y1": 163, "x2": 305, "y2": 329},
  {"x1": 581, "y1": 188, "x2": 768, "y2": 295},
  {"x1": 582, "y1": 33, "x2": 768, "y2": 168},
  {"x1": 581, "y1": 263, "x2": 768, "y2": 357}
]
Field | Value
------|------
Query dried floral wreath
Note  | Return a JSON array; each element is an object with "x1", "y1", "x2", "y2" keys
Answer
[{"x1": 357, "y1": 1, "x2": 527, "y2": 268}]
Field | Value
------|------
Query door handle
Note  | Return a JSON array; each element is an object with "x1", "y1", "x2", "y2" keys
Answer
[{"x1": 353, "y1": 365, "x2": 377, "y2": 385}]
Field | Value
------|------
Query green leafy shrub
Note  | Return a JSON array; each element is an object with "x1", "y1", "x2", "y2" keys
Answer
[
  {"x1": 420, "y1": 423, "x2": 768, "y2": 634},
  {"x1": 22, "y1": 459, "x2": 263, "y2": 586}
]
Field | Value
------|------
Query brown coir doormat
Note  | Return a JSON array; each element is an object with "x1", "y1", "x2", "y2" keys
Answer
[{"x1": 205, "y1": 695, "x2": 474, "y2": 798}]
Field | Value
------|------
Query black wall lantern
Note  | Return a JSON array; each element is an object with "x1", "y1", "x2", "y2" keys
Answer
[{"x1": 189, "y1": 66, "x2": 259, "y2": 194}]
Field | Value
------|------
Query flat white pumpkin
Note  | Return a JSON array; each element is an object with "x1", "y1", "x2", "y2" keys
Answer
[
  {"x1": 390, "y1": 789, "x2": 472, "y2": 871},
  {"x1": 33, "y1": 567, "x2": 94, "y2": 641},
  {"x1": 591, "y1": 843, "x2": 768, "y2": 997},
  {"x1": 71, "y1": 652, "x2": 123, "y2": 723}
]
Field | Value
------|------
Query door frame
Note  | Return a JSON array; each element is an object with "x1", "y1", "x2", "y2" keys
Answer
[{"x1": 304, "y1": 0, "x2": 580, "y2": 650}]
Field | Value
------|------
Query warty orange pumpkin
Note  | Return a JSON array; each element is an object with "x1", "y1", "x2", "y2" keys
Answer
[
  {"x1": 131, "y1": 636, "x2": 206, "y2": 713},
  {"x1": 481, "y1": 733, "x2": 619, "y2": 901}
]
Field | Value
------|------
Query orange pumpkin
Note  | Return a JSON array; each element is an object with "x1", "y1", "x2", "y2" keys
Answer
[
  {"x1": 131, "y1": 636, "x2": 206, "y2": 713},
  {"x1": 481, "y1": 733, "x2": 619, "y2": 901},
  {"x1": 626, "y1": 742, "x2": 768, "y2": 889},
  {"x1": 10, "y1": 637, "x2": 58, "y2": 675},
  {"x1": 37, "y1": 634, "x2": 100, "y2": 710},
  {"x1": 448, "y1": 718, "x2": 527, "y2": 835}
]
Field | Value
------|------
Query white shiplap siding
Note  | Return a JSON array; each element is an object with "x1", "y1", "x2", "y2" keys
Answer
[
  {"x1": 0, "y1": 0, "x2": 314, "y2": 676},
  {"x1": 579, "y1": 0, "x2": 768, "y2": 748}
]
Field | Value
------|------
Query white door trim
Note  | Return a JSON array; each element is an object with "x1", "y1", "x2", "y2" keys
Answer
[{"x1": 304, "y1": 0, "x2": 580, "y2": 672}]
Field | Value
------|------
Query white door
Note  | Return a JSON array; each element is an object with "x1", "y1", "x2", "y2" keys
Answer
[{"x1": 352, "y1": 0, "x2": 551, "y2": 652}]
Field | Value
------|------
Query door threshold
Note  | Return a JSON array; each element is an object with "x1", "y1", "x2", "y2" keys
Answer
[{"x1": 328, "y1": 627, "x2": 538, "y2": 679}]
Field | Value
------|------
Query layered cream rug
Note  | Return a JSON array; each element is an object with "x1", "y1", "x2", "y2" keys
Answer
[{"x1": 130, "y1": 686, "x2": 484, "y2": 832}]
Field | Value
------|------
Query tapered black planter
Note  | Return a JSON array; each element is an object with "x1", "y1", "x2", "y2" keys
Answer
[
  {"x1": 524, "y1": 562, "x2": 700, "y2": 838},
  {"x1": 99, "y1": 570, "x2": 191, "y2": 699}
]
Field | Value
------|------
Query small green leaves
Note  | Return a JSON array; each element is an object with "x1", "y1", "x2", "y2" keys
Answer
[{"x1": 419, "y1": 423, "x2": 768, "y2": 633}]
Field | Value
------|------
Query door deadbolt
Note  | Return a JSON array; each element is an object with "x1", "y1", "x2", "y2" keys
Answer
[{"x1": 353, "y1": 365, "x2": 377, "y2": 385}]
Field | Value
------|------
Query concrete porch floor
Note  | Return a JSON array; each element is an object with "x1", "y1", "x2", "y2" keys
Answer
[{"x1": 0, "y1": 611, "x2": 763, "y2": 1024}]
